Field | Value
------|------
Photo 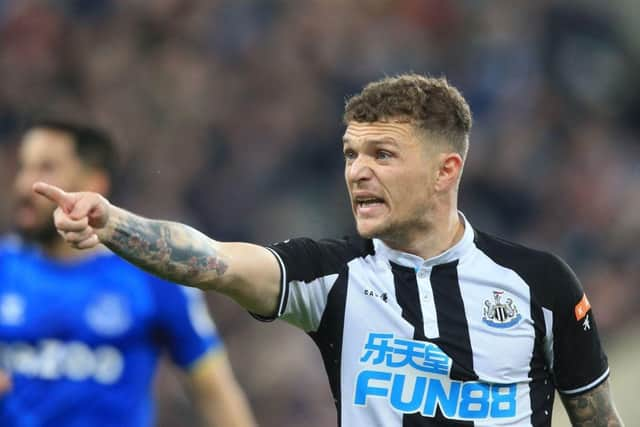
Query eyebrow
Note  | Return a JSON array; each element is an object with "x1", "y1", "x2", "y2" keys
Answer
[{"x1": 342, "y1": 136, "x2": 399, "y2": 146}]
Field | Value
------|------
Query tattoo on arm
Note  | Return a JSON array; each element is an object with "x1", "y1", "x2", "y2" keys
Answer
[
  {"x1": 561, "y1": 380, "x2": 624, "y2": 427},
  {"x1": 103, "y1": 211, "x2": 228, "y2": 288}
]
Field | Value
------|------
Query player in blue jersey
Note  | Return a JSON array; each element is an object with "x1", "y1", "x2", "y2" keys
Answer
[{"x1": 0, "y1": 120, "x2": 256, "y2": 427}]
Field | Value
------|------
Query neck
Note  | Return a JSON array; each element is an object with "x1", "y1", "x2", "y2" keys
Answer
[
  {"x1": 382, "y1": 208, "x2": 464, "y2": 260},
  {"x1": 41, "y1": 237, "x2": 101, "y2": 261}
]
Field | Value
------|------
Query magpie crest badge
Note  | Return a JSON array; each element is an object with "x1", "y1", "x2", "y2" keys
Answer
[{"x1": 482, "y1": 290, "x2": 522, "y2": 329}]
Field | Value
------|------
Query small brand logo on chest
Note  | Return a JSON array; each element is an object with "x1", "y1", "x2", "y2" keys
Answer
[{"x1": 363, "y1": 289, "x2": 388, "y2": 303}]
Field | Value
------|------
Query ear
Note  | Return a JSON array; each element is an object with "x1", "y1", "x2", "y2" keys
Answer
[
  {"x1": 83, "y1": 170, "x2": 111, "y2": 196},
  {"x1": 435, "y1": 152, "x2": 463, "y2": 192}
]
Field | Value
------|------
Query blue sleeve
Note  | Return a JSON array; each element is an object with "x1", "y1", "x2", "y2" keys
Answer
[{"x1": 150, "y1": 277, "x2": 223, "y2": 369}]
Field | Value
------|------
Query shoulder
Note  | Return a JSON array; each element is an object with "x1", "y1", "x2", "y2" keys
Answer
[
  {"x1": 314, "y1": 235, "x2": 375, "y2": 262},
  {"x1": 268, "y1": 235, "x2": 374, "y2": 283},
  {"x1": 0, "y1": 235, "x2": 33, "y2": 267},
  {"x1": 89, "y1": 252, "x2": 172, "y2": 290},
  {"x1": 472, "y1": 229, "x2": 580, "y2": 308},
  {"x1": 271, "y1": 235, "x2": 373, "y2": 258},
  {"x1": 89, "y1": 251, "x2": 143, "y2": 274},
  {"x1": 473, "y1": 229, "x2": 562, "y2": 269},
  {"x1": 0, "y1": 235, "x2": 27, "y2": 255},
  {"x1": 89, "y1": 253, "x2": 189, "y2": 311},
  {"x1": 97, "y1": 254, "x2": 187, "y2": 296}
]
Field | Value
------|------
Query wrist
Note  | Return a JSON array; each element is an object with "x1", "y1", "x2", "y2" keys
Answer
[{"x1": 95, "y1": 203, "x2": 117, "y2": 243}]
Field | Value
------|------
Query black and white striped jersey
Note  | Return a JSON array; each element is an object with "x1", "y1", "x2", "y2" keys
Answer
[{"x1": 262, "y1": 214, "x2": 608, "y2": 426}]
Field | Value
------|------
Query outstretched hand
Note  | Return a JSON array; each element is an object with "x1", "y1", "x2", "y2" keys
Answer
[{"x1": 32, "y1": 182, "x2": 111, "y2": 249}]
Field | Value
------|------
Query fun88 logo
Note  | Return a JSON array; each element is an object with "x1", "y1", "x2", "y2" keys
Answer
[{"x1": 353, "y1": 333, "x2": 517, "y2": 420}]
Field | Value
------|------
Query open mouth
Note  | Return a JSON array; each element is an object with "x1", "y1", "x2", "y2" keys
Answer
[
  {"x1": 356, "y1": 197, "x2": 385, "y2": 208},
  {"x1": 354, "y1": 195, "x2": 387, "y2": 217}
]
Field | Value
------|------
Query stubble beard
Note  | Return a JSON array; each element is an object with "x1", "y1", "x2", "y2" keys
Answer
[
  {"x1": 358, "y1": 206, "x2": 434, "y2": 250},
  {"x1": 356, "y1": 216, "x2": 403, "y2": 242},
  {"x1": 15, "y1": 203, "x2": 60, "y2": 247},
  {"x1": 17, "y1": 221, "x2": 60, "y2": 246}
]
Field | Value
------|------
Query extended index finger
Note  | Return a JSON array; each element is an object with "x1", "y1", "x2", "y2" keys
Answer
[{"x1": 32, "y1": 182, "x2": 74, "y2": 212}]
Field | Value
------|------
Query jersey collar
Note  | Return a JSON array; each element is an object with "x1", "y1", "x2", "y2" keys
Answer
[{"x1": 372, "y1": 212, "x2": 474, "y2": 270}]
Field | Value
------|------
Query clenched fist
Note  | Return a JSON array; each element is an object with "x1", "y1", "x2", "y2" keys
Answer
[{"x1": 32, "y1": 182, "x2": 112, "y2": 249}]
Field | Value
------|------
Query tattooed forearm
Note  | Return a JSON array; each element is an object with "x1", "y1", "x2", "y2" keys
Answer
[
  {"x1": 101, "y1": 209, "x2": 228, "y2": 289},
  {"x1": 561, "y1": 380, "x2": 624, "y2": 427}
]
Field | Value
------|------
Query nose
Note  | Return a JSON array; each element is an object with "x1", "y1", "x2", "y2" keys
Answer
[{"x1": 346, "y1": 156, "x2": 374, "y2": 184}]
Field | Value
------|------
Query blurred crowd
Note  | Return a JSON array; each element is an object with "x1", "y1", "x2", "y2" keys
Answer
[{"x1": 0, "y1": 1, "x2": 638, "y2": 426}]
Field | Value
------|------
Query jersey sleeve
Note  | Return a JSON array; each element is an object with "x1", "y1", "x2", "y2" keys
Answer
[
  {"x1": 260, "y1": 237, "x2": 360, "y2": 332},
  {"x1": 151, "y1": 277, "x2": 223, "y2": 369},
  {"x1": 548, "y1": 254, "x2": 609, "y2": 395}
]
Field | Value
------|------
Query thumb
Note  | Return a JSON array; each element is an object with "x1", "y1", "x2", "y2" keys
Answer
[
  {"x1": 32, "y1": 182, "x2": 76, "y2": 214},
  {"x1": 69, "y1": 193, "x2": 109, "y2": 228},
  {"x1": 68, "y1": 196, "x2": 94, "y2": 221}
]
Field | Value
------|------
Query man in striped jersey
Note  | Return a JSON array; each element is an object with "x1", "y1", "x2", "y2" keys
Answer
[{"x1": 34, "y1": 74, "x2": 623, "y2": 426}]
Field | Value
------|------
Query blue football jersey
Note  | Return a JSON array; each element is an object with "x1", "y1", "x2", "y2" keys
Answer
[{"x1": 0, "y1": 238, "x2": 222, "y2": 427}]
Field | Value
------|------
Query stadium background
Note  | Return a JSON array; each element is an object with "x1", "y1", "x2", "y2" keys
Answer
[{"x1": 0, "y1": 0, "x2": 638, "y2": 425}]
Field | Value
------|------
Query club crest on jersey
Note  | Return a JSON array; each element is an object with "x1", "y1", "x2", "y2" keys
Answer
[
  {"x1": 482, "y1": 291, "x2": 522, "y2": 329},
  {"x1": 85, "y1": 293, "x2": 132, "y2": 336}
]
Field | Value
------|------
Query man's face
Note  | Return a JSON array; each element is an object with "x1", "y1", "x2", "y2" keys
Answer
[
  {"x1": 343, "y1": 121, "x2": 441, "y2": 241},
  {"x1": 13, "y1": 129, "x2": 88, "y2": 243}
]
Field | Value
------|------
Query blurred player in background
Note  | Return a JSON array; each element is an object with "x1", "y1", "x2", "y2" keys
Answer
[
  {"x1": 0, "y1": 120, "x2": 256, "y2": 427},
  {"x1": 34, "y1": 75, "x2": 623, "y2": 426}
]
